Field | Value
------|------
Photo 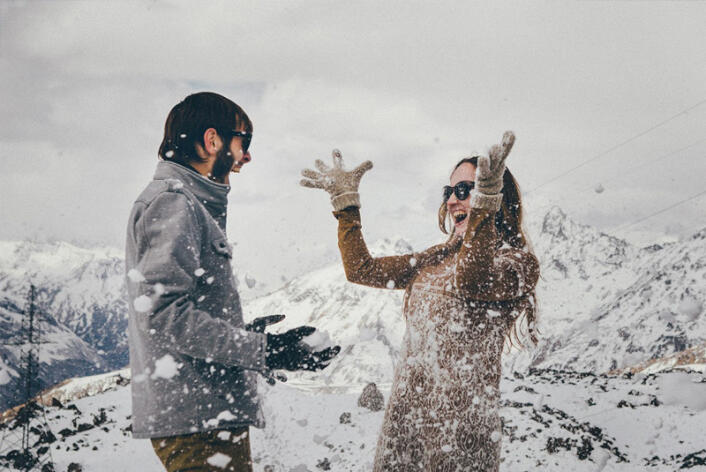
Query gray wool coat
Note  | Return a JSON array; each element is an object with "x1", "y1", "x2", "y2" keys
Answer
[{"x1": 126, "y1": 161, "x2": 267, "y2": 439}]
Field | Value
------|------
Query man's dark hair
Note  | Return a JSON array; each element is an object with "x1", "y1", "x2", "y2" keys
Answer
[{"x1": 158, "y1": 92, "x2": 253, "y2": 165}]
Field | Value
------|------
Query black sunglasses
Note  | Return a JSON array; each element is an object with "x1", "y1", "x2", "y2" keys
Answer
[
  {"x1": 443, "y1": 181, "x2": 475, "y2": 202},
  {"x1": 229, "y1": 130, "x2": 252, "y2": 153}
]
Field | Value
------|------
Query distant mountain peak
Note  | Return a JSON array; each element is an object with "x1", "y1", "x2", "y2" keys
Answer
[
  {"x1": 540, "y1": 206, "x2": 570, "y2": 240},
  {"x1": 368, "y1": 237, "x2": 413, "y2": 256}
]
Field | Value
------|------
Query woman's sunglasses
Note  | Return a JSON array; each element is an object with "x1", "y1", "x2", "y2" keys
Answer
[
  {"x1": 443, "y1": 181, "x2": 475, "y2": 202},
  {"x1": 229, "y1": 130, "x2": 252, "y2": 153}
]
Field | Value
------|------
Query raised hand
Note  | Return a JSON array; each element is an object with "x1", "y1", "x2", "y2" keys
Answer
[
  {"x1": 300, "y1": 149, "x2": 373, "y2": 211},
  {"x1": 471, "y1": 131, "x2": 515, "y2": 211}
]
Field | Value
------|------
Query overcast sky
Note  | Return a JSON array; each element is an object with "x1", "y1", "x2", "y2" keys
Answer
[{"x1": 1, "y1": 0, "x2": 705, "y2": 288}]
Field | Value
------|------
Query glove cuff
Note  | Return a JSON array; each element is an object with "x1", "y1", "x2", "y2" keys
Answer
[
  {"x1": 476, "y1": 181, "x2": 503, "y2": 195},
  {"x1": 470, "y1": 191, "x2": 503, "y2": 212},
  {"x1": 331, "y1": 192, "x2": 361, "y2": 211}
]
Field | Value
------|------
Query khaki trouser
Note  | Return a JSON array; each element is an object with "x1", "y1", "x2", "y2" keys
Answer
[{"x1": 151, "y1": 427, "x2": 252, "y2": 472}]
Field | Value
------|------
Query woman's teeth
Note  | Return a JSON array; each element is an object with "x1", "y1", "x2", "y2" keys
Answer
[{"x1": 453, "y1": 211, "x2": 468, "y2": 224}]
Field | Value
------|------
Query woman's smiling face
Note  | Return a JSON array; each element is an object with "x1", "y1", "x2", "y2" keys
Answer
[{"x1": 446, "y1": 162, "x2": 476, "y2": 235}]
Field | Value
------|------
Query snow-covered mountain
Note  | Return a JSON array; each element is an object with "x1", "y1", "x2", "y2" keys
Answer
[
  {"x1": 245, "y1": 237, "x2": 413, "y2": 390},
  {"x1": 0, "y1": 240, "x2": 268, "y2": 410},
  {"x1": 245, "y1": 207, "x2": 706, "y2": 386},
  {"x1": 0, "y1": 293, "x2": 103, "y2": 410},
  {"x1": 518, "y1": 208, "x2": 706, "y2": 372},
  {"x1": 1, "y1": 206, "x2": 705, "y2": 470},
  {"x1": 0, "y1": 206, "x2": 703, "y2": 409},
  {"x1": 0, "y1": 241, "x2": 129, "y2": 367}
]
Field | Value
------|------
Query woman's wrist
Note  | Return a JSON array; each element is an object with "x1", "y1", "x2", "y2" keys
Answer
[
  {"x1": 331, "y1": 191, "x2": 361, "y2": 211},
  {"x1": 470, "y1": 192, "x2": 502, "y2": 212}
]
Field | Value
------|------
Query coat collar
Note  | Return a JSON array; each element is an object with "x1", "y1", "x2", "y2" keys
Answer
[{"x1": 153, "y1": 161, "x2": 230, "y2": 225}]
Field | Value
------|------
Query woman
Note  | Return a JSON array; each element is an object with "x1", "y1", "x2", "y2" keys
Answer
[{"x1": 300, "y1": 131, "x2": 539, "y2": 471}]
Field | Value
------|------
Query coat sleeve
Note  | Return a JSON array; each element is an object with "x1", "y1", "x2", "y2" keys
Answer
[
  {"x1": 333, "y1": 207, "x2": 419, "y2": 289},
  {"x1": 129, "y1": 190, "x2": 267, "y2": 372},
  {"x1": 454, "y1": 208, "x2": 540, "y2": 301}
]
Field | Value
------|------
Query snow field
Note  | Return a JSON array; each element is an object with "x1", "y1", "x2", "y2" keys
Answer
[{"x1": 19, "y1": 368, "x2": 705, "y2": 472}]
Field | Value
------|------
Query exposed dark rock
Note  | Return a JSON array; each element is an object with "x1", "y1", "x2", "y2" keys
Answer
[
  {"x1": 316, "y1": 457, "x2": 331, "y2": 470},
  {"x1": 357, "y1": 383, "x2": 384, "y2": 411},
  {"x1": 339, "y1": 412, "x2": 351, "y2": 424}
]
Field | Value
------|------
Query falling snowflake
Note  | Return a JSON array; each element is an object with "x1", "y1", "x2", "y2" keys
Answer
[
  {"x1": 216, "y1": 410, "x2": 238, "y2": 422},
  {"x1": 151, "y1": 354, "x2": 180, "y2": 380},
  {"x1": 206, "y1": 453, "x2": 232, "y2": 469},
  {"x1": 133, "y1": 295, "x2": 152, "y2": 313},
  {"x1": 127, "y1": 269, "x2": 145, "y2": 283}
]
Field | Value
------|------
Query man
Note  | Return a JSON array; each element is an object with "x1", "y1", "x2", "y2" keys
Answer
[{"x1": 125, "y1": 92, "x2": 338, "y2": 471}]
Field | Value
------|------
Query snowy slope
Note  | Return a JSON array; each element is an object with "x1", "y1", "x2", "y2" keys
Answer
[
  {"x1": 516, "y1": 208, "x2": 706, "y2": 373},
  {"x1": 0, "y1": 240, "x2": 272, "y2": 410},
  {"x1": 622, "y1": 342, "x2": 706, "y2": 375},
  {"x1": 244, "y1": 238, "x2": 412, "y2": 390},
  {"x1": 0, "y1": 241, "x2": 129, "y2": 368},
  {"x1": 0, "y1": 293, "x2": 103, "y2": 411},
  {"x1": 1, "y1": 205, "x2": 705, "y2": 470},
  {"x1": 244, "y1": 207, "x2": 706, "y2": 387},
  {"x1": 2, "y1": 368, "x2": 705, "y2": 471}
]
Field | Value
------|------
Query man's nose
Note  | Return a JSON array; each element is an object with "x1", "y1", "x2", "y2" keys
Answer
[{"x1": 241, "y1": 151, "x2": 251, "y2": 164}]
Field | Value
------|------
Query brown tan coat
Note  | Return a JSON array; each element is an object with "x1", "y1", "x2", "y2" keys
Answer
[{"x1": 334, "y1": 207, "x2": 540, "y2": 471}]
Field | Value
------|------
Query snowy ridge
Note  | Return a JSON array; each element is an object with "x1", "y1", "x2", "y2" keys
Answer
[
  {"x1": 619, "y1": 342, "x2": 706, "y2": 375},
  {"x1": 0, "y1": 240, "x2": 129, "y2": 369},
  {"x1": 515, "y1": 207, "x2": 706, "y2": 373},
  {"x1": 2, "y1": 367, "x2": 705, "y2": 471},
  {"x1": 37, "y1": 368, "x2": 132, "y2": 407},
  {"x1": 243, "y1": 206, "x2": 706, "y2": 387},
  {"x1": 243, "y1": 237, "x2": 413, "y2": 391},
  {"x1": 0, "y1": 294, "x2": 104, "y2": 410}
]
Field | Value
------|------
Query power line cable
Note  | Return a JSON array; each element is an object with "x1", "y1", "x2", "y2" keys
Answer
[
  {"x1": 576, "y1": 137, "x2": 706, "y2": 195},
  {"x1": 614, "y1": 188, "x2": 706, "y2": 233},
  {"x1": 526, "y1": 98, "x2": 706, "y2": 195}
]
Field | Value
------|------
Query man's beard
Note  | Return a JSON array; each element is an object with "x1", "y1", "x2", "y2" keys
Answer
[{"x1": 211, "y1": 143, "x2": 235, "y2": 182}]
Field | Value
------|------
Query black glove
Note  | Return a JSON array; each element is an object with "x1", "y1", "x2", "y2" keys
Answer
[
  {"x1": 266, "y1": 326, "x2": 341, "y2": 372},
  {"x1": 245, "y1": 314, "x2": 341, "y2": 375}
]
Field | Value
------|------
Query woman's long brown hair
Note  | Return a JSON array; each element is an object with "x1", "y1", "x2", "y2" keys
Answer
[{"x1": 438, "y1": 156, "x2": 539, "y2": 347}]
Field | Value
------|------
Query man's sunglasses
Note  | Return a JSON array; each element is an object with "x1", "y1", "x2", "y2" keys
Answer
[
  {"x1": 229, "y1": 130, "x2": 252, "y2": 153},
  {"x1": 443, "y1": 181, "x2": 475, "y2": 202}
]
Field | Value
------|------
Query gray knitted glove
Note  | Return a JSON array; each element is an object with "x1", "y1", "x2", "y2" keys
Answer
[
  {"x1": 300, "y1": 149, "x2": 373, "y2": 211},
  {"x1": 470, "y1": 131, "x2": 515, "y2": 212}
]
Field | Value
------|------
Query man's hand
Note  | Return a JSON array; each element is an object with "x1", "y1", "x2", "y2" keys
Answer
[
  {"x1": 247, "y1": 314, "x2": 341, "y2": 381},
  {"x1": 300, "y1": 149, "x2": 373, "y2": 211},
  {"x1": 266, "y1": 326, "x2": 341, "y2": 372}
]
